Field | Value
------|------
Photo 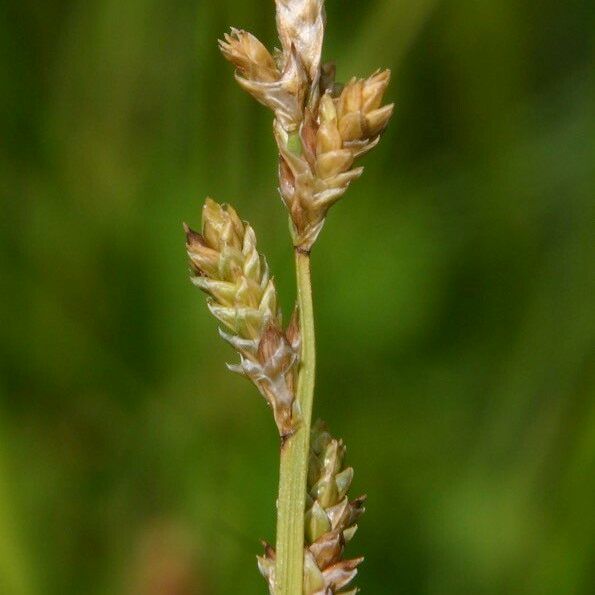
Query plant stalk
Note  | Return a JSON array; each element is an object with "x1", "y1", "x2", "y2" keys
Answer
[{"x1": 275, "y1": 250, "x2": 316, "y2": 594}]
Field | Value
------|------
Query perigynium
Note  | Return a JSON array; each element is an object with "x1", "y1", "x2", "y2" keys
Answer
[{"x1": 186, "y1": 1, "x2": 392, "y2": 592}]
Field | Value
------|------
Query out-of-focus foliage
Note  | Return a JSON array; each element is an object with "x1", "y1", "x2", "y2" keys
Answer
[{"x1": 1, "y1": 1, "x2": 594, "y2": 594}]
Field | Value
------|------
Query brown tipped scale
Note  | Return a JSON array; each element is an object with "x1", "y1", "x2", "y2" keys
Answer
[
  {"x1": 185, "y1": 199, "x2": 300, "y2": 436},
  {"x1": 259, "y1": 421, "x2": 365, "y2": 593}
]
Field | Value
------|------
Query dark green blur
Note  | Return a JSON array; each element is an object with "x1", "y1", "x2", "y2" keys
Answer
[{"x1": 1, "y1": 1, "x2": 594, "y2": 594}]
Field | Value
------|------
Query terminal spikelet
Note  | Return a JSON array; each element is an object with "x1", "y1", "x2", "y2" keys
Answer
[
  {"x1": 259, "y1": 421, "x2": 365, "y2": 593},
  {"x1": 219, "y1": 1, "x2": 393, "y2": 252},
  {"x1": 185, "y1": 199, "x2": 300, "y2": 437}
]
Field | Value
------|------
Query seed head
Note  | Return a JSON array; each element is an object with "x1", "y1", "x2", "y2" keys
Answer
[
  {"x1": 259, "y1": 421, "x2": 365, "y2": 593},
  {"x1": 185, "y1": 199, "x2": 300, "y2": 436},
  {"x1": 275, "y1": 70, "x2": 393, "y2": 250},
  {"x1": 219, "y1": 1, "x2": 393, "y2": 251}
]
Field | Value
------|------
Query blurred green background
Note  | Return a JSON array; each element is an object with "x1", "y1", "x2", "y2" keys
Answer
[{"x1": 1, "y1": 0, "x2": 594, "y2": 594}]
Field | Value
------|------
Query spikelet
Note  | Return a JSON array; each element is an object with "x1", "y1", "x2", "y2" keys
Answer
[
  {"x1": 219, "y1": 1, "x2": 393, "y2": 251},
  {"x1": 259, "y1": 421, "x2": 365, "y2": 593},
  {"x1": 277, "y1": 69, "x2": 394, "y2": 250},
  {"x1": 185, "y1": 198, "x2": 300, "y2": 437}
]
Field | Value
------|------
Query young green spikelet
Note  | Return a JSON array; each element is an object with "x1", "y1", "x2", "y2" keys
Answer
[
  {"x1": 185, "y1": 198, "x2": 300, "y2": 437},
  {"x1": 258, "y1": 421, "x2": 365, "y2": 594},
  {"x1": 219, "y1": 0, "x2": 393, "y2": 251}
]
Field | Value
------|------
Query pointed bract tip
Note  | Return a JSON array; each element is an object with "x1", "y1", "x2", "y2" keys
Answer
[{"x1": 183, "y1": 222, "x2": 204, "y2": 246}]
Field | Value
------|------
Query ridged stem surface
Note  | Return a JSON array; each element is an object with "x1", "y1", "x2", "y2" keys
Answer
[{"x1": 275, "y1": 251, "x2": 316, "y2": 594}]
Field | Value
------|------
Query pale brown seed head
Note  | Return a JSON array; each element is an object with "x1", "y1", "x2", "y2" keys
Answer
[
  {"x1": 277, "y1": 67, "x2": 393, "y2": 250},
  {"x1": 220, "y1": 4, "x2": 393, "y2": 254}
]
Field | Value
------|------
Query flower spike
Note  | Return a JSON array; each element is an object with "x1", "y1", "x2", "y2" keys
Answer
[{"x1": 185, "y1": 199, "x2": 300, "y2": 437}]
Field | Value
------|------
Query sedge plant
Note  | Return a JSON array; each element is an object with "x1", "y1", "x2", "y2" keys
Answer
[{"x1": 185, "y1": 1, "x2": 393, "y2": 592}]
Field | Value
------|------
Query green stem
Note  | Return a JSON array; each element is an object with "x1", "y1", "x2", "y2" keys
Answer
[{"x1": 275, "y1": 250, "x2": 316, "y2": 595}]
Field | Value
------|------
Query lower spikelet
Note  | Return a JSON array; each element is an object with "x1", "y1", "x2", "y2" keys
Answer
[
  {"x1": 259, "y1": 421, "x2": 365, "y2": 593},
  {"x1": 185, "y1": 198, "x2": 300, "y2": 436}
]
